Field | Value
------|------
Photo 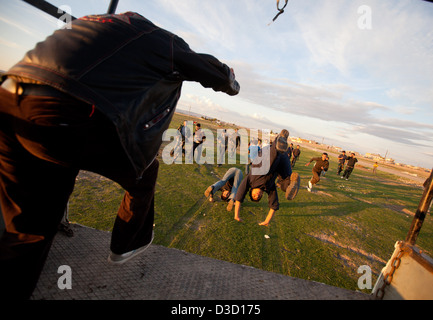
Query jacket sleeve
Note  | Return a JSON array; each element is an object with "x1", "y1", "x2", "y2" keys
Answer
[
  {"x1": 267, "y1": 186, "x2": 279, "y2": 211},
  {"x1": 172, "y1": 36, "x2": 240, "y2": 96},
  {"x1": 324, "y1": 161, "x2": 330, "y2": 171}
]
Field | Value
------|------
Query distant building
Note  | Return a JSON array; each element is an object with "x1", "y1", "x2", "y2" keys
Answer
[
  {"x1": 385, "y1": 158, "x2": 395, "y2": 164},
  {"x1": 365, "y1": 153, "x2": 394, "y2": 164},
  {"x1": 365, "y1": 152, "x2": 383, "y2": 160}
]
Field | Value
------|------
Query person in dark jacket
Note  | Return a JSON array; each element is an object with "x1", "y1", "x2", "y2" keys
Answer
[
  {"x1": 291, "y1": 144, "x2": 301, "y2": 168},
  {"x1": 337, "y1": 150, "x2": 347, "y2": 175},
  {"x1": 342, "y1": 153, "x2": 358, "y2": 180},
  {"x1": 305, "y1": 153, "x2": 329, "y2": 192},
  {"x1": 233, "y1": 131, "x2": 300, "y2": 226},
  {"x1": 0, "y1": 11, "x2": 239, "y2": 299}
]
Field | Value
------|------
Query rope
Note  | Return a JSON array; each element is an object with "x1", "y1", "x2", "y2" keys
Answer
[{"x1": 268, "y1": 0, "x2": 289, "y2": 25}]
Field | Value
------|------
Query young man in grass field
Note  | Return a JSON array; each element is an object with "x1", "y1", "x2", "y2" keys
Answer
[
  {"x1": 233, "y1": 131, "x2": 300, "y2": 226},
  {"x1": 291, "y1": 144, "x2": 301, "y2": 168},
  {"x1": 337, "y1": 150, "x2": 347, "y2": 176},
  {"x1": 305, "y1": 153, "x2": 330, "y2": 192},
  {"x1": 342, "y1": 153, "x2": 358, "y2": 180}
]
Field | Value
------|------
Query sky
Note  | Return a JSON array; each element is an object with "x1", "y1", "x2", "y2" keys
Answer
[{"x1": 1, "y1": 0, "x2": 433, "y2": 169}]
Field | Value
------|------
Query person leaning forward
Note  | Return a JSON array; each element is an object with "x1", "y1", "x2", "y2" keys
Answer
[
  {"x1": 0, "y1": 11, "x2": 239, "y2": 300},
  {"x1": 305, "y1": 153, "x2": 329, "y2": 192},
  {"x1": 234, "y1": 130, "x2": 300, "y2": 226}
]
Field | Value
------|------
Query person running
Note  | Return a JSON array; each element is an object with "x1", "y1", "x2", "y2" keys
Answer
[
  {"x1": 305, "y1": 153, "x2": 329, "y2": 192},
  {"x1": 204, "y1": 167, "x2": 243, "y2": 211},
  {"x1": 291, "y1": 145, "x2": 301, "y2": 168},
  {"x1": 342, "y1": 153, "x2": 358, "y2": 180},
  {"x1": 337, "y1": 150, "x2": 347, "y2": 175}
]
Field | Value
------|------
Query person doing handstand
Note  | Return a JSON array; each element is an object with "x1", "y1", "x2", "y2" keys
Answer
[
  {"x1": 204, "y1": 167, "x2": 243, "y2": 211},
  {"x1": 233, "y1": 130, "x2": 300, "y2": 226}
]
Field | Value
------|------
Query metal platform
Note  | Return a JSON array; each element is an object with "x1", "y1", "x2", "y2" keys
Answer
[{"x1": 31, "y1": 224, "x2": 372, "y2": 300}]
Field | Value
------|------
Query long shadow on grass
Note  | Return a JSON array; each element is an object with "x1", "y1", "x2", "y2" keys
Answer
[
  {"x1": 277, "y1": 201, "x2": 368, "y2": 218},
  {"x1": 159, "y1": 196, "x2": 210, "y2": 247}
]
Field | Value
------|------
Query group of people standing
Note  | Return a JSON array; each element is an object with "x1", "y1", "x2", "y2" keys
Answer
[
  {"x1": 170, "y1": 120, "x2": 207, "y2": 163},
  {"x1": 171, "y1": 120, "x2": 243, "y2": 165}
]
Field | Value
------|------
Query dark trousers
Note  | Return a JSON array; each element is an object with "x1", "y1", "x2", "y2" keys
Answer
[
  {"x1": 290, "y1": 155, "x2": 299, "y2": 168},
  {"x1": 276, "y1": 153, "x2": 293, "y2": 191},
  {"x1": 337, "y1": 163, "x2": 344, "y2": 175},
  {"x1": 0, "y1": 87, "x2": 158, "y2": 299},
  {"x1": 311, "y1": 170, "x2": 321, "y2": 185},
  {"x1": 342, "y1": 166, "x2": 354, "y2": 179}
]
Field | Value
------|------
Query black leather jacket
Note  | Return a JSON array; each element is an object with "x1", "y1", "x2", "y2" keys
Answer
[{"x1": 4, "y1": 12, "x2": 240, "y2": 178}]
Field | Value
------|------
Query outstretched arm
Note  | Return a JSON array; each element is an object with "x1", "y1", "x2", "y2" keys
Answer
[
  {"x1": 259, "y1": 208, "x2": 276, "y2": 226},
  {"x1": 173, "y1": 36, "x2": 240, "y2": 96}
]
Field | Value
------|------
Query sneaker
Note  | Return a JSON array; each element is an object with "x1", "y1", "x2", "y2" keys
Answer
[
  {"x1": 58, "y1": 222, "x2": 74, "y2": 237},
  {"x1": 204, "y1": 186, "x2": 214, "y2": 198},
  {"x1": 285, "y1": 172, "x2": 300, "y2": 200},
  {"x1": 108, "y1": 232, "x2": 154, "y2": 265},
  {"x1": 307, "y1": 180, "x2": 313, "y2": 192},
  {"x1": 226, "y1": 199, "x2": 234, "y2": 211}
]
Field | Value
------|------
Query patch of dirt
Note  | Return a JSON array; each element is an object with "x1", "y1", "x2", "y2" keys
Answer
[
  {"x1": 335, "y1": 252, "x2": 357, "y2": 269},
  {"x1": 306, "y1": 232, "x2": 387, "y2": 265},
  {"x1": 382, "y1": 204, "x2": 415, "y2": 216},
  {"x1": 316, "y1": 191, "x2": 333, "y2": 197}
]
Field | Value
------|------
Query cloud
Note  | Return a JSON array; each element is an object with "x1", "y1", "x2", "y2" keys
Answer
[
  {"x1": 0, "y1": 16, "x2": 36, "y2": 36},
  {"x1": 235, "y1": 62, "x2": 382, "y2": 123},
  {"x1": 0, "y1": 37, "x2": 21, "y2": 49},
  {"x1": 422, "y1": 151, "x2": 433, "y2": 158},
  {"x1": 354, "y1": 124, "x2": 432, "y2": 147},
  {"x1": 226, "y1": 59, "x2": 433, "y2": 150}
]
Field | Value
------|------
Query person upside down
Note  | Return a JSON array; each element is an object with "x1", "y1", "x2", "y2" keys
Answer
[{"x1": 232, "y1": 130, "x2": 300, "y2": 226}]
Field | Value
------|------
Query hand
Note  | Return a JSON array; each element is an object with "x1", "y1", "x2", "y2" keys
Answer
[
  {"x1": 230, "y1": 68, "x2": 235, "y2": 79},
  {"x1": 228, "y1": 67, "x2": 240, "y2": 95}
]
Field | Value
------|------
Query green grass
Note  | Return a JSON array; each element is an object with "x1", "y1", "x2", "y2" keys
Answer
[{"x1": 68, "y1": 112, "x2": 433, "y2": 293}]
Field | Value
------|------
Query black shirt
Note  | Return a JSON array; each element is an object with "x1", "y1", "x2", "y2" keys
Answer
[
  {"x1": 234, "y1": 143, "x2": 281, "y2": 210},
  {"x1": 309, "y1": 157, "x2": 329, "y2": 173},
  {"x1": 346, "y1": 156, "x2": 358, "y2": 167}
]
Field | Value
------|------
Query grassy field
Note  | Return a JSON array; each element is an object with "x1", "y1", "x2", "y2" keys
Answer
[{"x1": 68, "y1": 112, "x2": 433, "y2": 293}]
